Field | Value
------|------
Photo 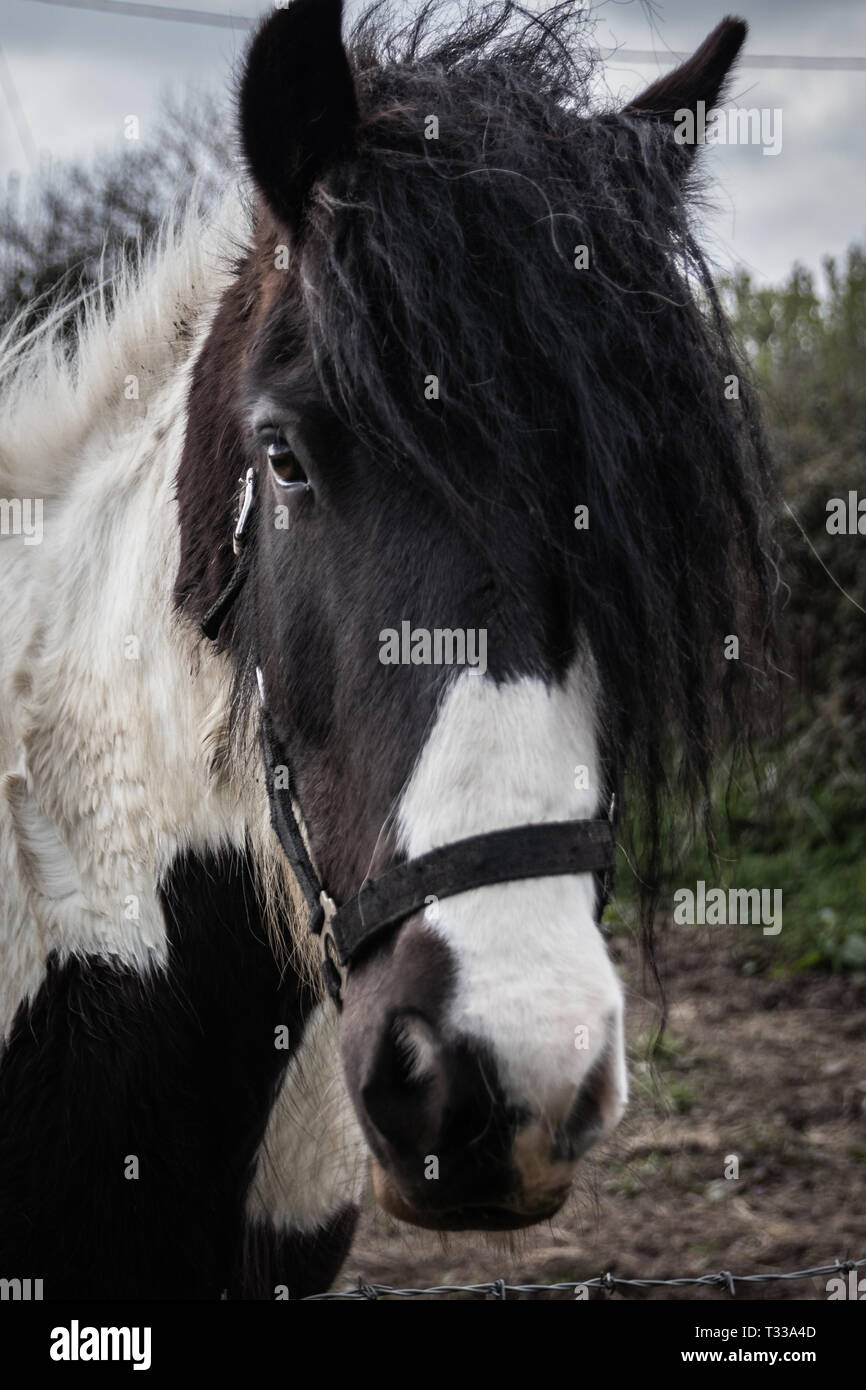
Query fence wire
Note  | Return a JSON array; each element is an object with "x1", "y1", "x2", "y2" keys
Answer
[{"x1": 303, "y1": 1255, "x2": 866, "y2": 1300}]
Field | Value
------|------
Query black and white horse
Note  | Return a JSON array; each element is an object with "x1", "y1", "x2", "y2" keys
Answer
[{"x1": 0, "y1": 2, "x2": 775, "y2": 1298}]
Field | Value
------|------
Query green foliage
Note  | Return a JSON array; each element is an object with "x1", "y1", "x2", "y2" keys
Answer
[
  {"x1": 659, "y1": 766, "x2": 866, "y2": 974},
  {"x1": 725, "y1": 248, "x2": 866, "y2": 969}
]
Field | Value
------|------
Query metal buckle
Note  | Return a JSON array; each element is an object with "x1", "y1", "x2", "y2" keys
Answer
[
  {"x1": 603, "y1": 794, "x2": 617, "y2": 916},
  {"x1": 233, "y1": 468, "x2": 255, "y2": 556},
  {"x1": 318, "y1": 891, "x2": 346, "y2": 1003}
]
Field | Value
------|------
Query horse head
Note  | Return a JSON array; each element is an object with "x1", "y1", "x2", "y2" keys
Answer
[{"x1": 176, "y1": 0, "x2": 773, "y2": 1233}]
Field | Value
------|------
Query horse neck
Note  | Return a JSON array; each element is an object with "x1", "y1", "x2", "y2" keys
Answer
[{"x1": 0, "y1": 196, "x2": 299, "y2": 1008}]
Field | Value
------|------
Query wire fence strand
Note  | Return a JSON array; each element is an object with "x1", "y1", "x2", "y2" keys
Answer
[
  {"x1": 23, "y1": 0, "x2": 866, "y2": 69},
  {"x1": 302, "y1": 1255, "x2": 866, "y2": 1300}
]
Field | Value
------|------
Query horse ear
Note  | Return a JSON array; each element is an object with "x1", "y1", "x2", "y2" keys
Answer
[
  {"x1": 239, "y1": 0, "x2": 358, "y2": 233},
  {"x1": 624, "y1": 16, "x2": 747, "y2": 155}
]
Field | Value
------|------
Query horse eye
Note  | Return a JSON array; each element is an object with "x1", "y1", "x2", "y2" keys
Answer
[{"x1": 267, "y1": 441, "x2": 308, "y2": 491}]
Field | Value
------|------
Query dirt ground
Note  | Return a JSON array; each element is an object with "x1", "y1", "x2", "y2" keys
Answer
[{"x1": 344, "y1": 924, "x2": 866, "y2": 1300}]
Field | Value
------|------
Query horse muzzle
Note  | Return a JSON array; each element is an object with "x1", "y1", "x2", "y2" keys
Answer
[{"x1": 339, "y1": 918, "x2": 626, "y2": 1233}]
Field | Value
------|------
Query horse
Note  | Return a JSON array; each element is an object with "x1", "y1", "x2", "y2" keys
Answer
[{"x1": 0, "y1": 1, "x2": 776, "y2": 1299}]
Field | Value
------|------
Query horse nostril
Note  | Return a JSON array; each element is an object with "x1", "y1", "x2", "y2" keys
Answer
[
  {"x1": 361, "y1": 1012, "x2": 446, "y2": 1152},
  {"x1": 554, "y1": 1085, "x2": 603, "y2": 1161},
  {"x1": 551, "y1": 1060, "x2": 610, "y2": 1162},
  {"x1": 390, "y1": 1014, "x2": 440, "y2": 1087}
]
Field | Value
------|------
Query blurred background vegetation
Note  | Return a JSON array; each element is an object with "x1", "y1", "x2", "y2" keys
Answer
[
  {"x1": 618, "y1": 250, "x2": 866, "y2": 976},
  {"x1": 1, "y1": 103, "x2": 863, "y2": 974},
  {"x1": 702, "y1": 253, "x2": 866, "y2": 975},
  {"x1": 0, "y1": 91, "x2": 230, "y2": 334}
]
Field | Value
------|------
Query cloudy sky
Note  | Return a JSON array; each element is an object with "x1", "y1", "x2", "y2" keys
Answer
[{"x1": 1, "y1": 0, "x2": 864, "y2": 286}]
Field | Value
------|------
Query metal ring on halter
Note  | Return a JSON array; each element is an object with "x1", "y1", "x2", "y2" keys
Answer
[
  {"x1": 233, "y1": 468, "x2": 256, "y2": 556},
  {"x1": 318, "y1": 891, "x2": 346, "y2": 1004}
]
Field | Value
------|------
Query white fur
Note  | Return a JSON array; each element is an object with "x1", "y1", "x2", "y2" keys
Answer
[
  {"x1": 0, "y1": 194, "x2": 362, "y2": 1236},
  {"x1": 397, "y1": 665, "x2": 627, "y2": 1134},
  {"x1": 0, "y1": 198, "x2": 251, "y2": 1019},
  {"x1": 245, "y1": 1004, "x2": 366, "y2": 1232}
]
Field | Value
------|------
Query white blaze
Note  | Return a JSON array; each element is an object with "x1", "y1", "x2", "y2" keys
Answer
[{"x1": 396, "y1": 661, "x2": 627, "y2": 1131}]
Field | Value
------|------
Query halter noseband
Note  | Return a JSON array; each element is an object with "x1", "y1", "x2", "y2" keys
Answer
[{"x1": 200, "y1": 467, "x2": 618, "y2": 1005}]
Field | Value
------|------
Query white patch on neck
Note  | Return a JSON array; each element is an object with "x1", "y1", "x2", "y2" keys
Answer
[
  {"x1": 0, "y1": 194, "x2": 287, "y2": 1029},
  {"x1": 0, "y1": 196, "x2": 367, "y2": 1242},
  {"x1": 246, "y1": 1004, "x2": 366, "y2": 1233},
  {"x1": 396, "y1": 662, "x2": 626, "y2": 1130}
]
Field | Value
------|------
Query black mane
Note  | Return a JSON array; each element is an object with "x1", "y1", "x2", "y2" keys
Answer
[{"x1": 274, "y1": 0, "x2": 778, "y2": 902}]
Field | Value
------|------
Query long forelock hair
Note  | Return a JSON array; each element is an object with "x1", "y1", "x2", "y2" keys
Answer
[{"x1": 239, "y1": 1, "x2": 778, "y2": 929}]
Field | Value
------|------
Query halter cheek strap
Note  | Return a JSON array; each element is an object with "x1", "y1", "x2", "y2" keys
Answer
[
  {"x1": 200, "y1": 469, "x2": 257, "y2": 643},
  {"x1": 262, "y1": 694, "x2": 617, "y2": 1005},
  {"x1": 200, "y1": 466, "x2": 618, "y2": 1006}
]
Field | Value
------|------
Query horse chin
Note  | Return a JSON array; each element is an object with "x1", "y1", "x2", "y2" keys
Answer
[{"x1": 371, "y1": 1159, "x2": 568, "y2": 1233}]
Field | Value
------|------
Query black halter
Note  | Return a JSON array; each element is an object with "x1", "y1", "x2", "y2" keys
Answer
[{"x1": 201, "y1": 468, "x2": 617, "y2": 1005}]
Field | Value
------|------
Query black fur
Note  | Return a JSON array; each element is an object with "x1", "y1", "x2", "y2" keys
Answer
[
  {"x1": 239, "y1": 0, "x2": 359, "y2": 233},
  {"x1": 234, "y1": 1207, "x2": 358, "y2": 1300},
  {"x1": 0, "y1": 847, "x2": 352, "y2": 1299},
  {"x1": 625, "y1": 16, "x2": 747, "y2": 128}
]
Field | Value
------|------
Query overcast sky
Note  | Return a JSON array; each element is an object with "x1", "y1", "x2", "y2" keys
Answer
[{"x1": 1, "y1": 0, "x2": 864, "y2": 286}]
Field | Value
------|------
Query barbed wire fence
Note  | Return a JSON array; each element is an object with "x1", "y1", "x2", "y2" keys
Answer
[{"x1": 302, "y1": 1255, "x2": 866, "y2": 1299}]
